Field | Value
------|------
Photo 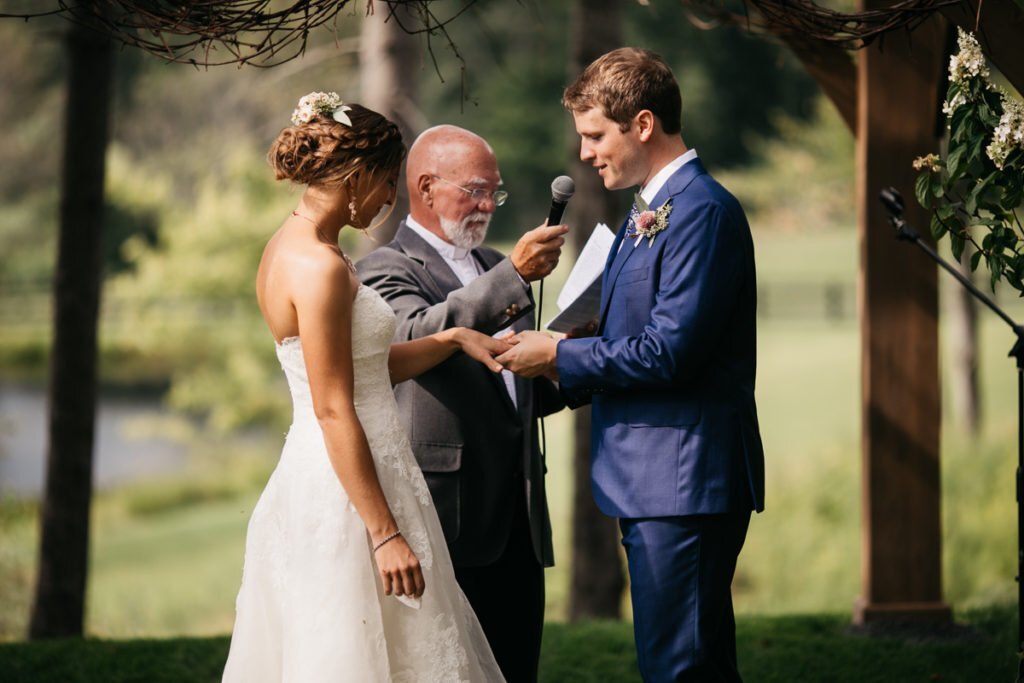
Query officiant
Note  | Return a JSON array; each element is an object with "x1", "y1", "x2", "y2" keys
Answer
[{"x1": 356, "y1": 124, "x2": 567, "y2": 683}]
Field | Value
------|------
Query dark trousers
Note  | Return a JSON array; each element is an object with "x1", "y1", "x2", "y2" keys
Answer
[
  {"x1": 454, "y1": 491, "x2": 544, "y2": 683},
  {"x1": 620, "y1": 511, "x2": 751, "y2": 683}
]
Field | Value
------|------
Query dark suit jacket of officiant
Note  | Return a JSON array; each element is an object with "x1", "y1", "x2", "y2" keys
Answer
[{"x1": 357, "y1": 222, "x2": 562, "y2": 568}]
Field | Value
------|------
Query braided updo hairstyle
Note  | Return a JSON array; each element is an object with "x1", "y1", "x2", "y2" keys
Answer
[{"x1": 269, "y1": 103, "x2": 405, "y2": 189}]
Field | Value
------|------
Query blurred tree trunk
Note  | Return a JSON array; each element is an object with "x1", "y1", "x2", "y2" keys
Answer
[
  {"x1": 950, "y1": 240, "x2": 980, "y2": 435},
  {"x1": 566, "y1": 0, "x2": 626, "y2": 621},
  {"x1": 29, "y1": 17, "x2": 113, "y2": 639},
  {"x1": 359, "y1": 2, "x2": 424, "y2": 250}
]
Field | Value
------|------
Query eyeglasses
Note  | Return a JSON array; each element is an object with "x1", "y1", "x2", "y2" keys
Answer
[{"x1": 432, "y1": 176, "x2": 508, "y2": 207}]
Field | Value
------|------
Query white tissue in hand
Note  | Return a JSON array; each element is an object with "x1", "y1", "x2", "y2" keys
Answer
[{"x1": 395, "y1": 594, "x2": 421, "y2": 609}]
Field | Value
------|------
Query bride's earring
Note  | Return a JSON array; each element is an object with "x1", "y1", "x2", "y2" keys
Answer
[{"x1": 348, "y1": 198, "x2": 358, "y2": 224}]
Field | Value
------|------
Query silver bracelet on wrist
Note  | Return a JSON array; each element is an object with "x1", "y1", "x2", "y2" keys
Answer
[{"x1": 373, "y1": 530, "x2": 401, "y2": 553}]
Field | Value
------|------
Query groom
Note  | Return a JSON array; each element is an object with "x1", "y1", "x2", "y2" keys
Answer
[{"x1": 498, "y1": 48, "x2": 765, "y2": 682}]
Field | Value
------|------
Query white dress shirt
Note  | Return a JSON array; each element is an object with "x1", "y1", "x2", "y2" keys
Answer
[
  {"x1": 639, "y1": 148, "x2": 699, "y2": 206},
  {"x1": 406, "y1": 216, "x2": 518, "y2": 405}
]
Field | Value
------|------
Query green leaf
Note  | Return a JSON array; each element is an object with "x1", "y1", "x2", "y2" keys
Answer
[
  {"x1": 915, "y1": 172, "x2": 933, "y2": 208},
  {"x1": 936, "y1": 203, "x2": 957, "y2": 221},
  {"x1": 966, "y1": 188, "x2": 979, "y2": 215},
  {"x1": 951, "y1": 231, "x2": 966, "y2": 261},
  {"x1": 978, "y1": 100, "x2": 994, "y2": 126},
  {"x1": 970, "y1": 248, "x2": 984, "y2": 271},
  {"x1": 948, "y1": 143, "x2": 968, "y2": 181},
  {"x1": 931, "y1": 214, "x2": 948, "y2": 240},
  {"x1": 1001, "y1": 161, "x2": 1024, "y2": 206},
  {"x1": 1011, "y1": 277, "x2": 1024, "y2": 295},
  {"x1": 969, "y1": 135, "x2": 987, "y2": 167},
  {"x1": 950, "y1": 101, "x2": 970, "y2": 141},
  {"x1": 998, "y1": 227, "x2": 1019, "y2": 250}
]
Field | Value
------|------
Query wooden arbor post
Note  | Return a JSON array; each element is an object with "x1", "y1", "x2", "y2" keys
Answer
[{"x1": 854, "y1": 6, "x2": 950, "y2": 623}]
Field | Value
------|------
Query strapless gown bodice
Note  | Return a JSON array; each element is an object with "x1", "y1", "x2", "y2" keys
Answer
[{"x1": 277, "y1": 285, "x2": 395, "y2": 414}]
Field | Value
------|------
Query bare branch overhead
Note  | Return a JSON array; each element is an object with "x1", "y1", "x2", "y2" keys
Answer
[
  {"x1": 0, "y1": 0, "x2": 478, "y2": 67},
  {"x1": 679, "y1": 0, "x2": 962, "y2": 48}
]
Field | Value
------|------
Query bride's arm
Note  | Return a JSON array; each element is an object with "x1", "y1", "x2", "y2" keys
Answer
[
  {"x1": 295, "y1": 260, "x2": 423, "y2": 598},
  {"x1": 387, "y1": 328, "x2": 510, "y2": 385}
]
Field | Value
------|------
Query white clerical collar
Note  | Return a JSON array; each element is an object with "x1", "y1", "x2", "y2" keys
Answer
[
  {"x1": 639, "y1": 149, "x2": 699, "y2": 205},
  {"x1": 406, "y1": 215, "x2": 472, "y2": 260}
]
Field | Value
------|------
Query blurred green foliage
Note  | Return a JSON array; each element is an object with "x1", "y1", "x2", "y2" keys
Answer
[
  {"x1": 102, "y1": 147, "x2": 298, "y2": 433},
  {"x1": 0, "y1": 1, "x2": 817, "y2": 431},
  {"x1": 420, "y1": 0, "x2": 817, "y2": 239},
  {"x1": 719, "y1": 96, "x2": 855, "y2": 233}
]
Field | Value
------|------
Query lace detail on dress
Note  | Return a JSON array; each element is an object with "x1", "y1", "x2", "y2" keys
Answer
[{"x1": 392, "y1": 613, "x2": 471, "y2": 683}]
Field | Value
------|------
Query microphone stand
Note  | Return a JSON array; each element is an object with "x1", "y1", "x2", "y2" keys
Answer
[{"x1": 880, "y1": 188, "x2": 1024, "y2": 681}]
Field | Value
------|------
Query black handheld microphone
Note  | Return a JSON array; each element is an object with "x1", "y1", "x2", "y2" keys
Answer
[
  {"x1": 547, "y1": 175, "x2": 575, "y2": 225},
  {"x1": 538, "y1": 174, "x2": 575, "y2": 460},
  {"x1": 537, "y1": 175, "x2": 574, "y2": 334}
]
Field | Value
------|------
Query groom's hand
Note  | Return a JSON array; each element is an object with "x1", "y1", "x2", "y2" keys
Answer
[
  {"x1": 497, "y1": 330, "x2": 559, "y2": 380},
  {"x1": 511, "y1": 223, "x2": 569, "y2": 281}
]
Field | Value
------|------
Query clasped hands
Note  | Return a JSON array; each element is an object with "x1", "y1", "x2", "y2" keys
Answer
[
  {"x1": 483, "y1": 321, "x2": 597, "y2": 381},
  {"x1": 458, "y1": 323, "x2": 596, "y2": 380}
]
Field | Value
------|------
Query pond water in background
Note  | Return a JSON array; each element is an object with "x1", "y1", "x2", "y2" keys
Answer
[{"x1": 0, "y1": 383, "x2": 188, "y2": 498}]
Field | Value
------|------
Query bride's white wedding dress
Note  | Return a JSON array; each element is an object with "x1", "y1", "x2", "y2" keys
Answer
[{"x1": 222, "y1": 285, "x2": 504, "y2": 682}]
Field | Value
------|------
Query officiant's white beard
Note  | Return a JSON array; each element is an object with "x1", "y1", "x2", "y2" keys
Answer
[{"x1": 440, "y1": 211, "x2": 491, "y2": 250}]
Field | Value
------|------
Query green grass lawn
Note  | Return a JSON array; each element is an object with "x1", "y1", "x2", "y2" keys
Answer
[{"x1": 0, "y1": 606, "x2": 1014, "y2": 682}]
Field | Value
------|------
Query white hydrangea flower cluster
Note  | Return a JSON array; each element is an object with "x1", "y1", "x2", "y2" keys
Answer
[
  {"x1": 942, "y1": 29, "x2": 992, "y2": 117},
  {"x1": 948, "y1": 28, "x2": 989, "y2": 85},
  {"x1": 987, "y1": 91, "x2": 1024, "y2": 170},
  {"x1": 290, "y1": 91, "x2": 351, "y2": 127}
]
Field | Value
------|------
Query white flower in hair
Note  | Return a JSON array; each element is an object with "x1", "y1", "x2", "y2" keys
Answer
[{"x1": 290, "y1": 91, "x2": 353, "y2": 127}]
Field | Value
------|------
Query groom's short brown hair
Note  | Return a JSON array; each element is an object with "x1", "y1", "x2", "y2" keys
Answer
[{"x1": 563, "y1": 47, "x2": 682, "y2": 135}]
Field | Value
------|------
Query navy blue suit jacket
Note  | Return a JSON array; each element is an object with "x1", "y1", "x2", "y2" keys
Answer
[{"x1": 557, "y1": 159, "x2": 765, "y2": 519}]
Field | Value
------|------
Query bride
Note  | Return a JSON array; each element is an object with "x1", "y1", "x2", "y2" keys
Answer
[{"x1": 221, "y1": 92, "x2": 506, "y2": 682}]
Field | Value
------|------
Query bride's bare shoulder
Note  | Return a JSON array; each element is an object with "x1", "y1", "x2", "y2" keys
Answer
[
  {"x1": 258, "y1": 232, "x2": 356, "y2": 307},
  {"x1": 264, "y1": 230, "x2": 342, "y2": 273}
]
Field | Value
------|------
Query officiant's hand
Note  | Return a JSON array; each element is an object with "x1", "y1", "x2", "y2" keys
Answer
[
  {"x1": 511, "y1": 223, "x2": 569, "y2": 281},
  {"x1": 374, "y1": 534, "x2": 426, "y2": 599},
  {"x1": 497, "y1": 330, "x2": 559, "y2": 380}
]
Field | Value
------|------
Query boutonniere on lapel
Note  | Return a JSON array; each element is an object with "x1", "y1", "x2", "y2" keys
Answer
[{"x1": 626, "y1": 194, "x2": 672, "y2": 247}]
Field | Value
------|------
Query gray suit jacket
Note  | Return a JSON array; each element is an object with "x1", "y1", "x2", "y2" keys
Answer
[{"x1": 356, "y1": 222, "x2": 562, "y2": 568}]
